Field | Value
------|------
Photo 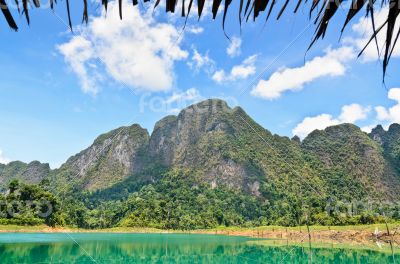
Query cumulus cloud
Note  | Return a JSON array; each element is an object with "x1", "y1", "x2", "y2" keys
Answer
[
  {"x1": 344, "y1": 7, "x2": 400, "y2": 62},
  {"x1": 212, "y1": 55, "x2": 257, "y2": 83},
  {"x1": 251, "y1": 8, "x2": 396, "y2": 101},
  {"x1": 375, "y1": 88, "x2": 400, "y2": 124},
  {"x1": 292, "y1": 114, "x2": 341, "y2": 139},
  {"x1": 58, "y1": 1, "x2": 188, "y2": 95},
  {"x1": 0, "y1": 149, "x2": 10, "y2": 164},
  {"x1": 339, "y1": 104, "x2": 371, "y2": 123},
  {"x1": 186, "y1": 26, "x2": 204, "y2": 34},
  {"x1": 140, "y1": 88, "x2": 203, "y2": 114},
  {"x1": 227, "y1": 36, "x2": 242, "y2": 57},
  {"x1": 360, "y1": 124, "x2": 378, "y2": 133},
  {"x1": 187, "y1": 48, "x2": 216, "y2": 74},
  {"x1": 58, "y1": 36, "x2": 99, "y2": 94},
  {"x1": 292, "y1": 104, "x2": 370, "y2": 139},
  {"x1": 251, "y1": 47, "x2": 355, "y2": 99},
  {"x1": 166, "y1": 87, "x2": 202, "y2": 105}
]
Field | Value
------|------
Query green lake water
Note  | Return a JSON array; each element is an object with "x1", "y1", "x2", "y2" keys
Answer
[{"x1": 0, "y1": 233, "x2": 398, "y2": 263}]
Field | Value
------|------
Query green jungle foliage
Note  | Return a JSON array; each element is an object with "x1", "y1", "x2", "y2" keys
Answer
[
  {"x1": 0, "y1": 180, "x2": 64, "y2": 226},
  {"x1": 4, "y1": 169, "x2": 398, "y2": 230}
]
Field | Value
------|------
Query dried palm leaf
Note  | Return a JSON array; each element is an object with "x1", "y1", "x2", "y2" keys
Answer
[{"x1": 0, "y1": 0, "x2": 399, "y2": 75}]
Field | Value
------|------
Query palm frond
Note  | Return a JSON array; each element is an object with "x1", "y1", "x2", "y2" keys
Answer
[
  {"x1": 0, "y1": 0, "x2": 17, "y2": 30},
  {"x1": 1, "y1": 0, "x2": 399, "y2": 75}
]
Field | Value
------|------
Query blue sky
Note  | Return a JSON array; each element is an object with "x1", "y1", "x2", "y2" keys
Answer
[{"x1": 0, "y1": 0, "x2": 400, "y2": 168}]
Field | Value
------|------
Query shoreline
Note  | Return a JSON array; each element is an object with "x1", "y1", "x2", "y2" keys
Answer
[{"x1": 0, "y1": 223, "x2": 399, "y2": 244}]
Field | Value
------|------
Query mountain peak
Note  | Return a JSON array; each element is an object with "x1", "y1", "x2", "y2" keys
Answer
[
  {"x1": 371, "y1": 124, "x2": 385, "y2": 133},
  {"x1": 93, "y1": 124, "x2": 147, "y2": 145},
  {"x1": 0, "y1": 160, "x2": 50, "y2": 189},
  {"x1": 185, "y1": 98, "x2": 230, "y2": 109},
  {"x1": 326, "y1": 123, "x2": 360, "y2": 132},
  {"x1": 178, "y1": 99, "x2": 231, "y2": 118},
  {"x1": 57, "y1": 123, "x2": 150, "y2": 191},
  {"x1": 388, "y1": 123, "x2": 400, "y2": 133},
  {"x1": 304, "y1": 123, "x2": 361, "y2": 141}
]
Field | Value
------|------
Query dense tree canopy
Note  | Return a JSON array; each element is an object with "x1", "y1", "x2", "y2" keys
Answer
[{"x1": 2, "y1": 168, "x2": 398, "y2": 230}]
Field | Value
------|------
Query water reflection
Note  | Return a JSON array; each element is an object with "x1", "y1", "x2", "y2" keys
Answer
[{"x1": 0, "y1": 233, "x2": 398, "y2": 263}]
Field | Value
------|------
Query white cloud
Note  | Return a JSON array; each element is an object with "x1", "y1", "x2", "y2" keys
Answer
[
  {"x1": 227, "y1": 36, "x2": 242, "y2": 57},
  {"x1": 186, "y1": 48, "x2": 256, "y2": 84},
  {"x1": 58, "y1": 1, "x2": 188, "y2": 95},
  {"x1": 212, "y1": 54, "x2": 257, "y2": 83},
  {"x1": 186, "y1": 26, "x2": 204, "y2": 34},
  {"x1": 292, "y1": 103, "x2": 370, "y2": 139},
  {"x1": 375, "y1": 88, "x2": 400, "y2": 124},
  {"x1": 251, "y1": 46, "x2": 356, "y2": 100},
  {"x1": 344, "y1": 7, "x2": 400, "y2": 62},
  {"x1": 165, "y1": 87, "x2": 202, "y2": 104},
  {"x1": 339, "y1": 104, "x2": 371, "y2": 123},
  {"x1": 293, "y1": 88, "x2": 400, "y2": 138},
  {"x1": 361, "y1": 124, "x2": 378, "y2": 133},
  {"x1": 141, "y1": 88, "x2": 203, "y2": 114},
  {"x1": 0, "y1": 149, "x2": 10, "y2": 164},
  {"x1": 248, "y1": 7, "x2": 400, "y2": 101},
  {"x1": 187, "y1": 48, "x2": 216, "y2": 74},
  {"x1": 57, "y1": 36, "x2": 99, "y2": 95},
  {"x1": 293, "y1": 114, "x2": 340, "y2": 139}
]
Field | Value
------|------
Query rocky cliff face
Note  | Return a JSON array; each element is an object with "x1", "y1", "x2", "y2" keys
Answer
[
  {"x1": 148, "y1": 99, "x2": 256, "y2": 190},
  {"x1": 53, "y1": 124, "x2": 150, "y2": 191},
  {"x1": 55, "y1": 100, "x2": 400, "y2": 200},
  {"x1": 370, "y1": 124, "x2": 400, "y2": 177},
  {"x1": 149, "y1": 100, "x2": 234, "y2": 165},
  {"x1": 0, "y1": 161, "x2": 50, "y2": 189},
  {"x1": 148, "y1": 99, "x2": 322, "y2": 196}
]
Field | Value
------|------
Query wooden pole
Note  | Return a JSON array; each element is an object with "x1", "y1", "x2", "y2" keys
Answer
[{"x1": 307, "y1": 224, "x2": 313, "y2": 264}]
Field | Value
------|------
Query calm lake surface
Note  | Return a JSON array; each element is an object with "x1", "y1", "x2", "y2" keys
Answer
[{"x1": 0, "y1": 233, "x2": 398, "y2": 263}]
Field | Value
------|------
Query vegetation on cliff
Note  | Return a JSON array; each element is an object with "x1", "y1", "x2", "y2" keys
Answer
[{"x1": 1, "y1": 100, "x2": 400, "y2": 229}]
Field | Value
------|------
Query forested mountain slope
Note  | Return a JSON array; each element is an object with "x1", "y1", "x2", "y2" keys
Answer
[
  {"x1": 0, "y1": 161, "x2": 50, "y2": 190},
  {"x1": 302, "y1": 124, "x2": 400, "y2": 200},
  {"x1": 2, "y1": 99, "x2": 400, "y2": 228}
]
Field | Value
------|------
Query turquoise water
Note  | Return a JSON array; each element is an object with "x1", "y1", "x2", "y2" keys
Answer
[{"x1": 0, "y1": 233, "x2": 398, "y2": 263}]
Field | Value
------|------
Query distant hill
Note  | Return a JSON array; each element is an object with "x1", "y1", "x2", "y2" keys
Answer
[
  {"x1": 0, "y1": 161, "x2": 50, "y2": 190},
  {"x1": 303, "y1": 123, "x2": 400, "y2": 200},
  {"x1": 370, "y1": 124, "x2": 400, "y2": 172}
]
